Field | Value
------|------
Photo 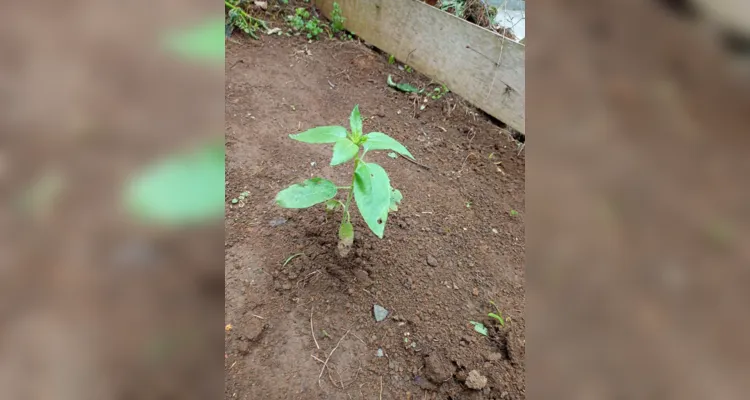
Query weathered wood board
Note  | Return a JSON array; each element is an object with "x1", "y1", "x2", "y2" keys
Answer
[{"x1": 317, "y1": 0, "x2": 525, "y2": 133}]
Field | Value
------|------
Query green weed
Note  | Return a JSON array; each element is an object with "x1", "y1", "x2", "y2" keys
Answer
[
  {"x1": 287, "y1": 7, "x2": 324, "y2": 40},
  {"x1": 225, "y1": 0, "x2": 268, "y2": 40},
  {"x1": 275, "y1": 105, "x2": 414, "y2": 257},
  {"x1": 430, "y1": 85, "x2": 449, "y2": 100},
  {"x1": 331, "y1": 2, "x2": 346, "y2": 33}
]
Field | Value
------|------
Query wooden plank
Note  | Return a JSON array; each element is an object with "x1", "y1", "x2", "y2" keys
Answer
[{"x1": 316, "y1": 0, "x2": 525, "y2": 133}]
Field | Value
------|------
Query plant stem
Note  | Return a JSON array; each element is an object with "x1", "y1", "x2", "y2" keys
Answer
[{"x1": 343, "y1": 156, "x2": 359, "y2": 223}]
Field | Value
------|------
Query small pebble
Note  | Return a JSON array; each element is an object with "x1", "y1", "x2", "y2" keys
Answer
[{"x1": 426, "y1": 255, "x2": 439, "y2": 267}]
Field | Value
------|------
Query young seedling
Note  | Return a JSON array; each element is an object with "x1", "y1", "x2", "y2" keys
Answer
[
  {"x1": 275, "y1": 105, "x2": 413, "y2": 257},
  {"x1": 488, "y1": 300, "x2": 506, "y2": 326}
]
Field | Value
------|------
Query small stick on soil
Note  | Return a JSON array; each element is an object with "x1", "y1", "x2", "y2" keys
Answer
[
  {"x1": 379, "y1": 376, "x2": 383, "y2": 400},
  {"x1": 394, "y1": 153, "x2": 431, "y2": 170},
  {"x1": 333, "y1": 364, "x2": 346, "y2": 389},
  {"x1": 318, "y1": 329, "x2": 351, "y2": 386},
  {"x1": 310, "y1": 306, "x2": 320, "y2": 350},
  {"x1": 458, "y1": 152, "x2": 478, "y2": 173},
  {"x1": 252, "y1": 314, "x2": 266, "y2": 320},
  {"x1": 350, "y1": 332, "x2": 366, "y2": 345}
]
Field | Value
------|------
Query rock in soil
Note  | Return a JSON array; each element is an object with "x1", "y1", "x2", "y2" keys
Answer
[
  {"x1": 353, "y1": 269, "x2": 373, "y2": 287},
  {"x1": 426, "y1": 254, "x2": 439, "y2": 267},
  {"x1": 239, "y1": 321, "x2": 265, "y2": 342},
  {"x1": 465, "y1": 370, "x2": 488, "y2": 390},
  {"x1": 485, "y1": 352, "x2": 503, "y2": 362},
  {"x1": 423, "y1": 352, "x2": 455, "y2": 383},
  {"x1": 414, "y1": 375, "x2": 437, "y2": 391}
]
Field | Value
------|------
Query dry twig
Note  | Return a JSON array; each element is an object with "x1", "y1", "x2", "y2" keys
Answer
[
  {"x1": 318, "y1": 330, "x2": 351, "y2": 386},
  {"x1": 310, "y1": 306, "x2": 320, "y2": 350}
]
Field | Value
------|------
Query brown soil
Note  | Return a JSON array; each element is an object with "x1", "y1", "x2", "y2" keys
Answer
[{"x1": 225, "y1": 34, "x2": 525, "y2": 399}]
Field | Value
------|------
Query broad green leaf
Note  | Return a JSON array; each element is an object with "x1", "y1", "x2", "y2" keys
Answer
[
  {"x1": 162, "y1": 18, "x2": 226, "y2": 63},
  {"x1": 331, "y1": 139, "x2": 359, "y2": 166},
  {"x1": 363, "y1": 132, "x2": 414, "y2": 160},
  {"x1": 276, "y1": 177, "x2": 337, "y2": 208},
  {"x1": 290, "y1": 126, "x2": 347, "y2": 144},
  {"x1": 350, "y1": 105, "x2": 363, "y2": 137},
  {"x1": 353, "y1": 161, "x2": 372, "y2": 195},
  {"x1": 125, "y1": 141, "x2": 225, "y2": 224},
  {"x1": 353, "y1": 162, "x2": 391, "y2": 238},
  {"x1": 389, "y1": 188, "x2": 402, "y2": 212}
]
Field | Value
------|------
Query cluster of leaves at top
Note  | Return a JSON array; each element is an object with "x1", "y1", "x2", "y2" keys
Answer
[
  {"x1": 225, "y1": 0, "x2": 268, "y2": 39},
  {"x1": 275, "y1": 105, "x2": 412, "y2": 256},
  {"x1": 287, "y1": 8, "x2": 324, "y2": 39},
  {"x1": 287, "y1": 2, "x2": 346, "y2": 40}
]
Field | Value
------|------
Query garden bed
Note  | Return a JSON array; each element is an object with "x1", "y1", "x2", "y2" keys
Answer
[{"x1": 225, "y1": 34, "x2": 525, "y2": 399}]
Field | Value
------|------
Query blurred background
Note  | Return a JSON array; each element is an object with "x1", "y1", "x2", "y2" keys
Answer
[
  {"x1": 0, "y1": 1, "x2": 223, "y2": 399},
  {"x1": 529, "y1": 0, "x2": 750, "y2": 399}
]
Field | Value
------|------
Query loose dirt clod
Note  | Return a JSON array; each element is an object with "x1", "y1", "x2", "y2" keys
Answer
[
  {"x1": 465, "y1": 370, "x2": 487, "y2": 390},
  {"x1": 423, "y1": 352, "x2": 455, "y2": 383},
  {"x1": 426, "y1": 255, "x2": 439, "y2": 267}
]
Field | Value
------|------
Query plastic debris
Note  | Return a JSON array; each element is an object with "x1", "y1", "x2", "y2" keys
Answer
[
  {"x1": 373, "y1": 304, "x2": 389, "y2": 322},
  {"x1": 470, "y1": 321, "x2": 488, "y2": 336}
]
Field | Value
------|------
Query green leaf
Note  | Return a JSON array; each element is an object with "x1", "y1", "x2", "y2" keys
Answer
[
  {"x1": 290, "y1": 126, "x2": 347, "y2": 144},
  {"x1": 362, "y1": 132, "x2": 414, "y2": 160},
  {"x1": 470, "y1": 321, "x2": 488, "y2": 336},
  {"x1": 354, "y1": 162, "x2": 391, "y2": 238},
  {"x1": 353, "y1": 161, "x2": 372, "y2": 195},
  {"x1": 387, "y1": 74, "x2": 423, "y2": 93},
  {"x1": 331, "y1": 139, "x2": 359, "y2": 166},
  {"x1": 389, "y1": 188, "x2": 402, "y2": 212},
  {"x1": 337, "y1": 221, "x2": 355, "y2": 257},
  {"x1": 350, "y1": 105, "x2": 363, "y2": 137},
  {"x1": 338, "y1": 221, "x2": 354, "y2": 241},
  {"x1": 488, "y1": 313, "x2": 505, "y2": 326},
  {"x1": 275, "y1": 177, "x2": 338, "y2": 208},
  {"x1": 162, "y1": 18, "x2": 225, "y2": 63},
  {"x1": 325, "y1": 199, "x2": 339, "y2": 212},
  {"x1": 125, "y1": 141, "x2": 225, "y2": 224}
]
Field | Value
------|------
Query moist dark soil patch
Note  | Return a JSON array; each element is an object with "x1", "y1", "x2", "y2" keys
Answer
[{"x1": 225, "y1": 35, "x2": 525, "y2": 399}]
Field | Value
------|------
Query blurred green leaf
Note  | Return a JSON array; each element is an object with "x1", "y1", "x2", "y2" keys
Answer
[
  {"x1": 125, "y1": 141, "x2": 225, "y2": 224},
  {"x1": 163, "y1": 18, "x2": 225, "y2": 63}
]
